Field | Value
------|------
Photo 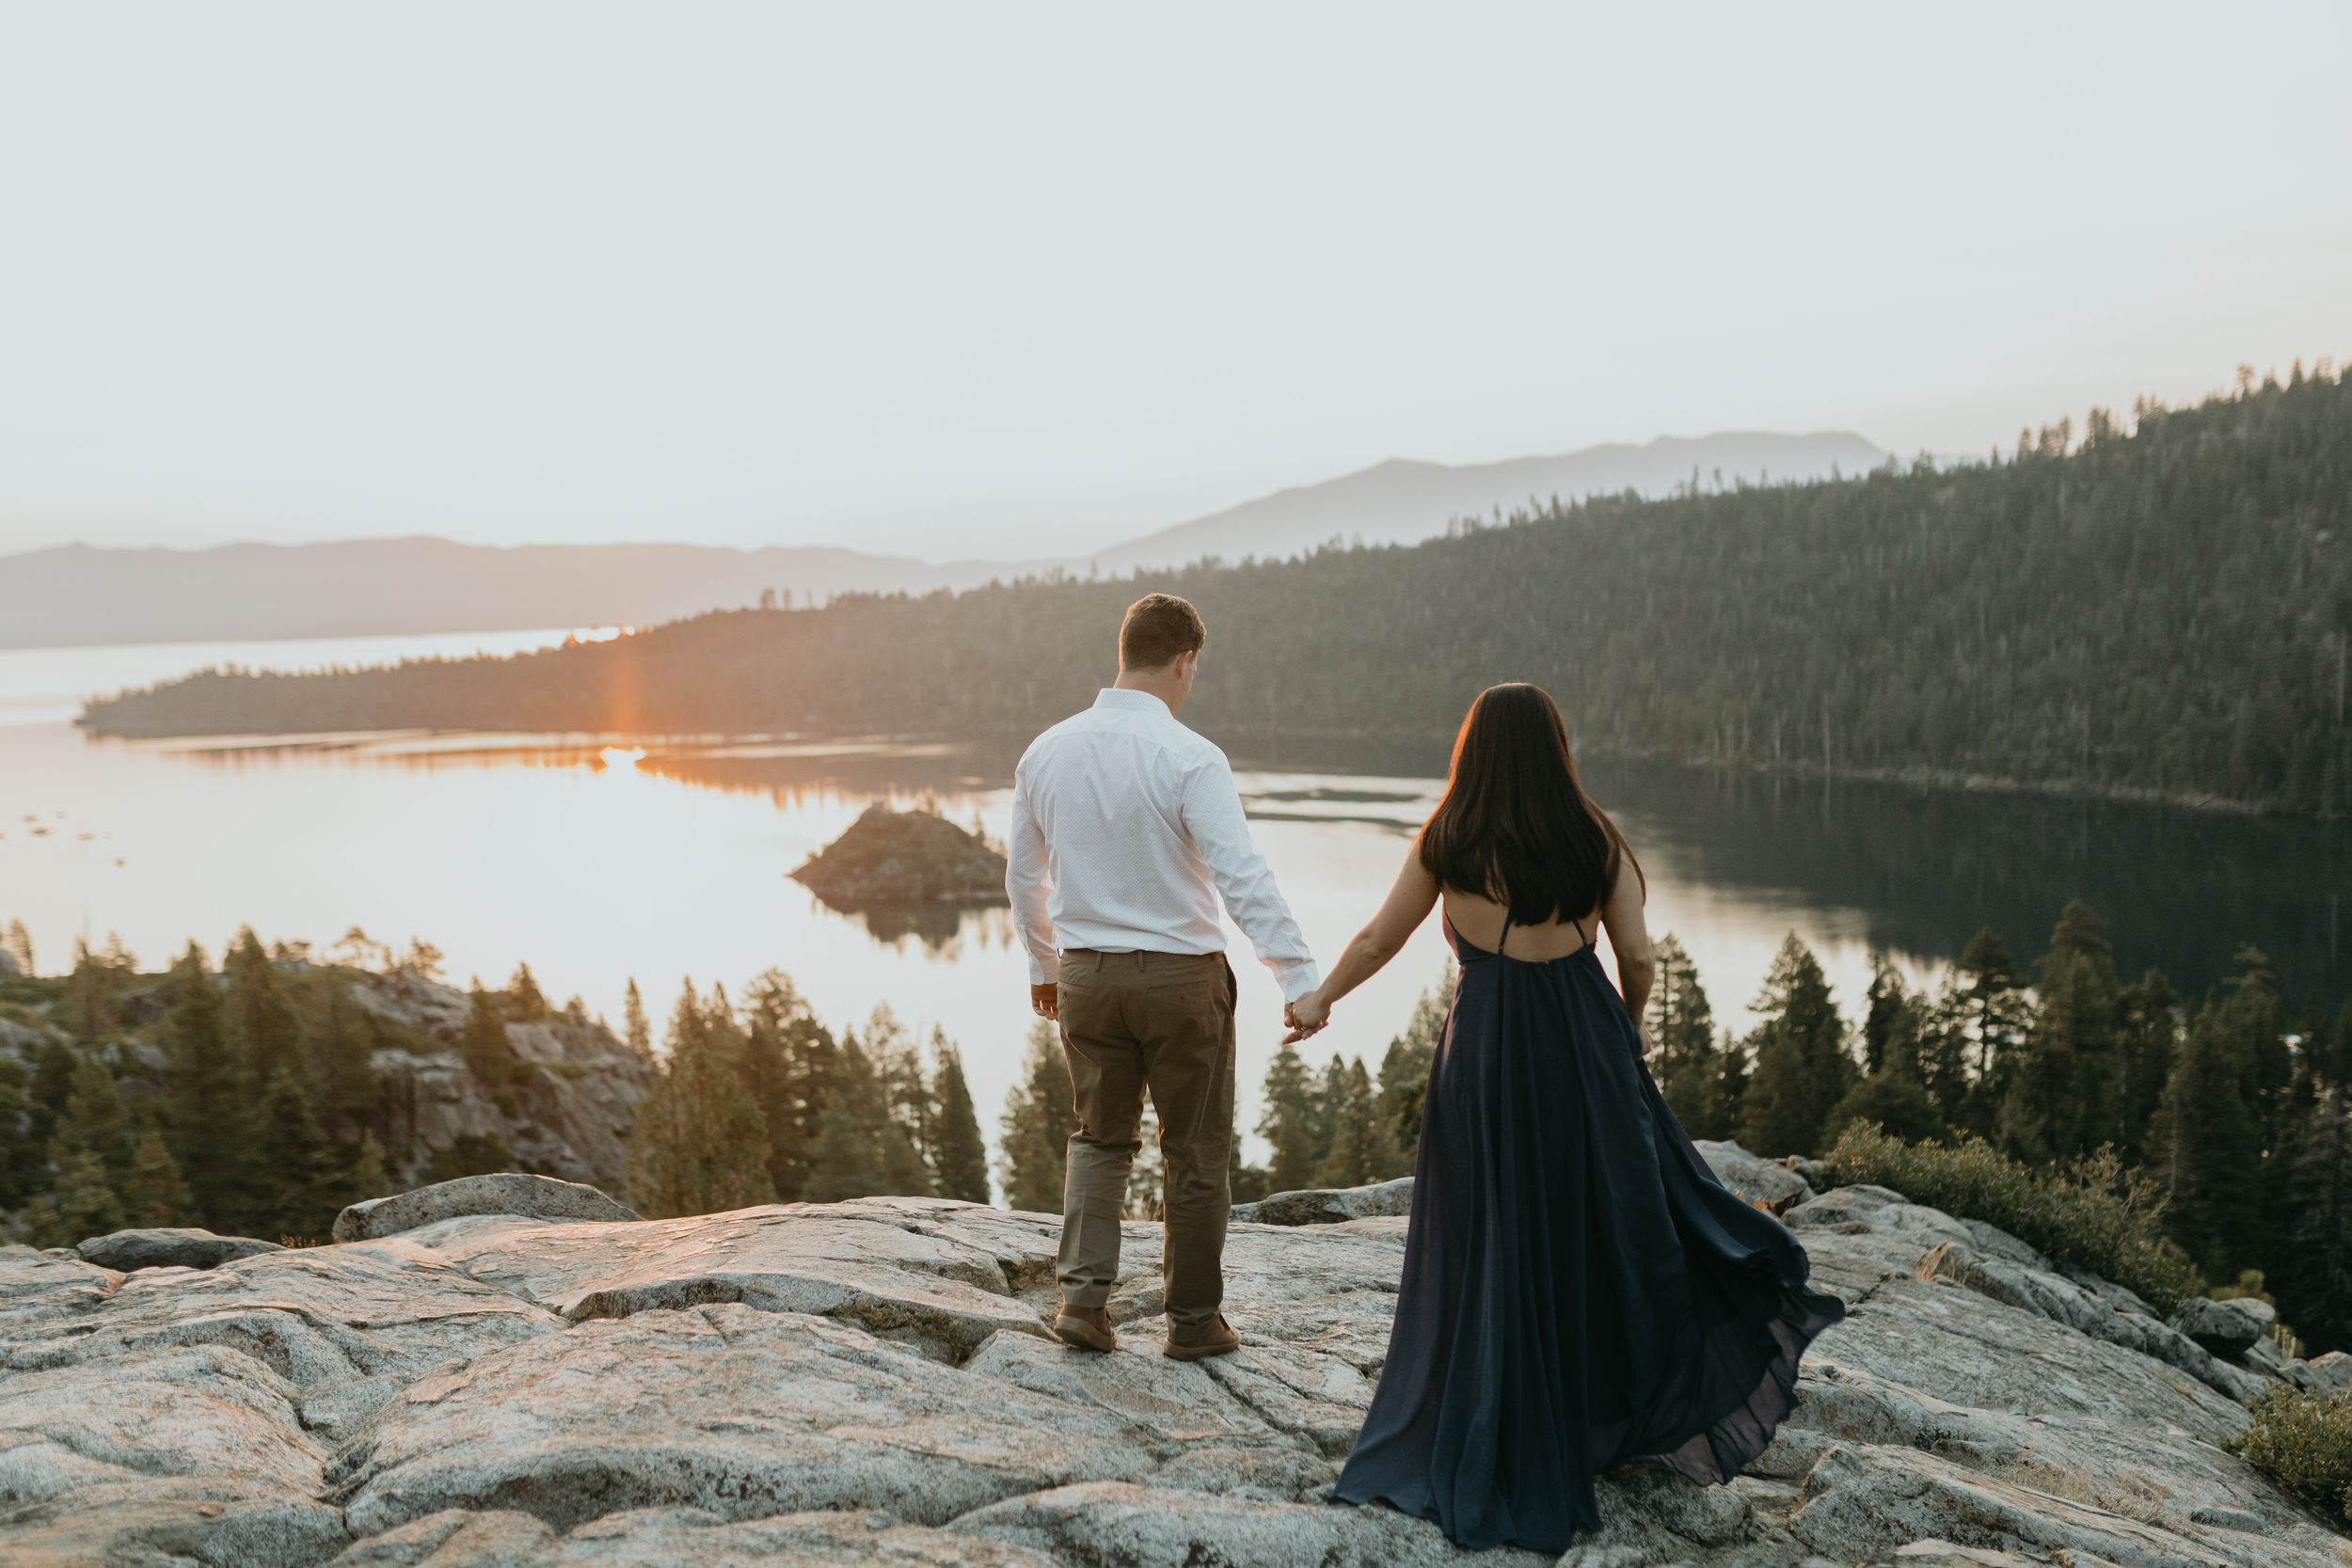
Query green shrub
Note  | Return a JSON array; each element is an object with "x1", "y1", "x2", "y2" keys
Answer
[
  {"x1": 1821, "y1": 1122, "x2": 2199, "y2": 1314},
  {"x1": 2230, "y1": 1386, "x2": 2352, "y2": 1523}
]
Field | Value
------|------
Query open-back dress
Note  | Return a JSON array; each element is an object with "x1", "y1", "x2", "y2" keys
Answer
[{"x1": 1330, "y1": 911, "x2": 1844, "y2": 1552}]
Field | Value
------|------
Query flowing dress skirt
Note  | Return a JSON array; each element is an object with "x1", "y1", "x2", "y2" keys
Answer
[{"x1": 1331, "y1": 922, "x2": 1844, "y2": 1552}]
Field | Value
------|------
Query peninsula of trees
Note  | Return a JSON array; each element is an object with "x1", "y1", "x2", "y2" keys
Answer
[{"x1": 84, "y1": 364, "x2": 2352, "y2": 816}]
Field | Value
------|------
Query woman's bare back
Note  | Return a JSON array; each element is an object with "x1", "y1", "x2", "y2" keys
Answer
[{"x1": 1439, "y1": 889, "x2": 1597, "y2": 961}]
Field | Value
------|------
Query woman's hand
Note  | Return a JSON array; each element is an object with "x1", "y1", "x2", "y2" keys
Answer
[
  {"x1": 1635, "y1": 1022, "x2": 1655, "y2": 1059},
  {"x1": 1283, "y1": 990, "x2": 1330, "y2": 1043}
]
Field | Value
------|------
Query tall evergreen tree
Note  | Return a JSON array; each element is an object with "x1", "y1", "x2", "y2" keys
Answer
[
  {"x1": 996, "y1": 1021, "x2": 1077, "y2": 1213},
  {"x1": 258, "y1": 1065, "x2": 345, "y2": 1240},
  {"x1": 739, "y1": 968, "x2": 835, "y2": 1203},
  {"x1": 1649, "y1": 936, "x2": 1724, "y2": 1136},
  {"x1": 2113, "y1": 970, "x2": 2183, "y2": 1166},
  {"x1": 1376, "y1": 964, "x2": 1453, "y2": 1164},
  {"x1": 625, "y1": 977, "x2": 775, "y2": 1218},
  {"x1": 505, "y1": 962, "x2": 548, "y2": 1021},
  {"x1": 928, "y1": 1033, "x2": 991, "y2": 1203},
  {"x1": 1861, "y1": 953, "x2": 1910, "y2": 1076},
  {"x1": 123, "y1": 1127, "x2": 194, "y2": 1227},
  {"x1": 1949, "y1": 927, "x2": 2031, "y2": 1135},
  {"x1": 2002, "y1": 901, "x2": 2122, "y2": 1164},
  {"x1": 62, "y1": 934, "x2": 136, "y2": 1041},
  {"x1": 226, "y1": 927, "x2": 301, "y2": 1085},
  {"x1": 1314, "y1": 1057, "x2": 1401, "y2": 1187},
  {"x1": 165, "y1": 942, "x2": 262, "y2": 1234},
  {"x1": 1258, "y1": 1042, "x2": 1323, "y2": 1195},
  {"x1": 622, "y1": 978, "x2": 655, "y2": 1064},
  {"x1": 4, "y1": 919, "x2": 31, "y2": 976},
  {"x1": 1737, "y1": 933, "x2": 1855, "y2": 1158},
  {"x1": 803, "y1": 1028, "x2": 894, "y2": 1202},
  {"x1": 310, "y1": 981, "x2": 378, "y2": 1137},
  {"x1": 2278, "y1": 1087, "x2": 2352, "y2": 1354},
  {"x1": 864, "y1": 1005, "x2": 935, "y2": 1196},
  {"x1": 2151, "y1": 985, "x2": 2265, "y2": 1280},
  {"x1": 460, "y1": 978, "x2": 517, "y2": 1086}
]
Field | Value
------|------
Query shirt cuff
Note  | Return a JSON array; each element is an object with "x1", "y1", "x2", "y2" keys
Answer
[
  {"x1": 1026, "y1": 951, "x2": 1058, "y2": 987},
  {"x1": 1272, "y1": 959, "x2": 1321, "y2": 1004}
]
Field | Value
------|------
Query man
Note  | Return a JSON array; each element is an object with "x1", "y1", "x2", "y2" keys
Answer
[{"x1": 1007, "y1": 592, "x2": 1319, "y2": 1360}]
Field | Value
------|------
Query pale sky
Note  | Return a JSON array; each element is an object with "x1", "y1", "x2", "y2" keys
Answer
[{"x1": 2, "y1": 4, "x2": 2346, "y2": 563}]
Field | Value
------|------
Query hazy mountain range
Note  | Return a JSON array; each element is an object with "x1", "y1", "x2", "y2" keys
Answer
[{"x1": 1, "y1": 431, "x2": 1883, "y2": 649}]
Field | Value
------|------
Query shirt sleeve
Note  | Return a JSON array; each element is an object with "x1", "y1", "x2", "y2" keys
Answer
[
  {"x1": 1179, "y1": 752, "x2": 1321, "y2": 1001},
  {"x1": 1006, "y1": 756, "x2": 1058, "y2": 987}
]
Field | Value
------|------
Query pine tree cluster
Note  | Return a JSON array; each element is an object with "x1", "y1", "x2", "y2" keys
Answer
[
  {"x1": 1651, "y1": 905, "x2": 2352, "y2": 1356},
  {"x1": 623, "y1": 973, "x2": 993, "y2": 1218}
]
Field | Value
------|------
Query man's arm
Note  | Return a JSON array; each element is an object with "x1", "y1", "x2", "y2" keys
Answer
[
  {"x1": 1006, "y1": 763, "x2": 1059, "y2": 1019},
  {"x1": 1180, "y1": 753, "x2": 1320, "y2": 1001}
]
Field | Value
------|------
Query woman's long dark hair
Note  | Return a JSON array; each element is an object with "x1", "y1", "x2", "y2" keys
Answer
[{"x1": 1418, "y1": 683, "x2": 1641, "y2": 926}]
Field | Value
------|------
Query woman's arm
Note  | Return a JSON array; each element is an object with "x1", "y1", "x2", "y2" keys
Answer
[
  {"x1": 1283, "y1": 847, "x2": 1439, "y2": 1041},
  {"x1": 1600, "y1": 852, "x2": 1656, "y2": 1051}
]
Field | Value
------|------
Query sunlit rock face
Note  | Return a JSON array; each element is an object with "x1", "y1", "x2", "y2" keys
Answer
[
  {"x1": 350, "y1": 975, "x2": 655, "y2": 1192},
  {"x1": 3, "y1": 1162, "x2": 2346, "y2": 1567}
]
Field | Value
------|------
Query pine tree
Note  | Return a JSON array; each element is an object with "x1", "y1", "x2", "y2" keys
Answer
[
  {"x1": 461, "y1": 978, "x2": 517, "y2": 1086},
  {"x1": 62, "y1": 934, "x2": 137, "y2": 1041},
  {"x1": 622, "y1": 978, "x2": 655, "y2": 1064},
  {"x1": 995, "y1": 1021, "x2": 1078, "y2": 1214},
  {"x1": 40, "y1": 1150, "x2": 125, "y2": 1246},
  {"x1": 3, "y1": 919, "x2": 32, "y2": 976},
  {"x1": 1861, "y1": 952, "x2": 1909, "y2": 1076},
  {"x1": 505, "y1": 962, "x2": 548, "y2": 1021},
  {"x1": 165, "y1": 942, "x2": 262, "y2": 1234},
  {"x1": 2279, "y1": 1087, "x2": 2352, "y2": 1354},
  {"x1": 258, "y1": 1065, "x2": 344, "y2": 1240},
  {"x1": 2333, "y1": 997, "x2": 2352, "y2": 1089},
  {"x1": 123, "y1": 1128, "x2": 194, "y2": 1227},
  {"x1": 2113, "y1": 970, "x2": 2182, "y2": 1165},
  {"x1": 803, "y1": 1029, "x2": 892, "y2": 1202},
  {"x1": 310, "y1": 981, "x2": 378, "y2": 1136},
  {"x1": 1948, "y1": 927, "x2": 2032, "y2": 1136},
  {"x1": 1649, "y1": 936, "x2": 1723, "y2": 1136},
  {"x1": 1737, "y1": 933, "x2": 1855, "y2": 1158},
  {"x1": 1314, "y1": 1057, "x2": 1401, "y2": 1187},
  {"x1": 863, "y1": 1006, "x2": 935, "y2": 1196},
  {"x1": 2151, "y1": 986, "x2": 2265, "y2": 1280},
  {"x1": 928, "y1": 1034, "x2": 991, "y2": 1203},
  {"x1": 739, "y1": 969, "x2": 835, "y2": 1203},
  {"x1": 2002, "y1": 901, "x2": 2121, "y2": 1164},
  {"x1": 226, "y1": 927, "x2": 301, "y2": 1085},
  {"x1": 1258, "y1": 1042, "x2": 1322, "y2": 1195},
  {"x1": 0, "y1": 1057, "x2": 40, "y2": 1209},
  {"x1": 624, "y1": 978, "x2": 776, "y2": 1218},
  {"x1": 1376, "y1": 964, "x2": 1453, "y2": 1163},
  {"x1": 54, "y1": 1058, "x2": 135, "y2": 1178},
  {"x1": 344, "y1": 1132, "x2": 390, "y2": 1209}
]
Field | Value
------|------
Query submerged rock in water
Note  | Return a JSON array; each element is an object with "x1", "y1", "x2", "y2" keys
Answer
[
  {"x1": 791, "y1": 804, "x2": 1010, "y2": 908},
  {"x1": 3, "y1": 1169, "x2": 2344, "y2": 1567}
]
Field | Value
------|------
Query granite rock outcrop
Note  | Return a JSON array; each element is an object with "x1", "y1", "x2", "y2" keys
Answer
[{"x1": 2, "y1": 1151, "x2": 2345, "y2": 1567}]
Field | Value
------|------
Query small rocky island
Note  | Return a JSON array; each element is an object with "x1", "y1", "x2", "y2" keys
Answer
[{"x1": 791, "y1": 803, "x2": 1010, "y2": 909}]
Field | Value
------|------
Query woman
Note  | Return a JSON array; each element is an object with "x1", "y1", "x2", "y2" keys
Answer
[{"x1": 1291, "y1": 684, "x2": 1843, "y2": 1553}]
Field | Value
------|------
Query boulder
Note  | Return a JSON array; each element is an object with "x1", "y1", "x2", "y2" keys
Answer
[
  {"x1": 1230, "y1": 1178, "x2": 1414, "y2": 1227},
  {"x1": 1692, "y1": 1140, "x2": 1814, "y2": 1210},
  {"x1": 75, "y1": 1227, "x2": 285, "y2": 1273},
  {"x1": 2169, "y1": 1295, "x2": 2275, "y2": 1356},
  {"x1": 2298, "y1": 1350, "x2": 2352, "y2": 1394},
  {"x1": 332, "y1": 1173, "x2": 643, "y2": 1243}
]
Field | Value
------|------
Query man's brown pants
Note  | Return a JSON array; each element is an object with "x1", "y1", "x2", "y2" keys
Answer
[{"x1": 1056, "y1": 947, "x2": 1236, "y2": 1334}]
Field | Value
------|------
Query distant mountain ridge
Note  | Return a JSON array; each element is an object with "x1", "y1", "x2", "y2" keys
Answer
[
  {"x1": 0, "y1": 537, "x2": 1012, "y2": 651},
  {"x1": 1082, "y1": 431, "x2": 1888, "y2": 572},
  {"x1": 2, "y1": 431, "x2": 1884, "y2": 649}
]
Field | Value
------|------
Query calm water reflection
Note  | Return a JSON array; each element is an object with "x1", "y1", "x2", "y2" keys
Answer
[{"x1": 4, "y1": 633, "x2": 2346, "y2": 1166}]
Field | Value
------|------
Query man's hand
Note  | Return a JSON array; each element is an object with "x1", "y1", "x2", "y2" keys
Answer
[
  {"x1": 1030, "y1": 983, "x2": 1058, "y2": 1022},
  {"x1": 1282, "y1": 990, "x2": 1329, "y2": 1045}
]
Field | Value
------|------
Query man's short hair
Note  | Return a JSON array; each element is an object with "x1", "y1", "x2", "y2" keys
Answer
[{"x1": 1120, "y1": 593, "x2": 1207, "y2": 671}]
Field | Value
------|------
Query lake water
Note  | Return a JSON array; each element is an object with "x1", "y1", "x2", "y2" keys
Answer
[{"x1": 5, "y1": 630, "x2": 2348, "y2": 1168}]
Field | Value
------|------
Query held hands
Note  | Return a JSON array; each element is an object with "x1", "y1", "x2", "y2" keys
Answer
[{"x1": 1282, "y1": 990, "x2": 1330, "y2": 1044}]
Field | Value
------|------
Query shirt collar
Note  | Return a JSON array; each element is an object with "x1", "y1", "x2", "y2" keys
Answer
[{"x1": 1093, "y1": 688, "x2": 1173, "y2": 719}]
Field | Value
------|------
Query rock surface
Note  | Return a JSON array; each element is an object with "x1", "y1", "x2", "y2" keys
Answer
[
  {"x1": 76, "y1": 1227, "x2": 286, "y2": 1272},
  {"x1": 1692, "y1": 1138, "x2": 1816, "y2": 1210},
  {"x1": 1228, "y1": 1178, "x2": 1414, "y2": 1227},
  {"x1": 3, "y1": 1163, "x2": 2345, "y2": 1567},
  {"x1": 333, "y1": 1174, "x2": 643, "y2": 1244}
]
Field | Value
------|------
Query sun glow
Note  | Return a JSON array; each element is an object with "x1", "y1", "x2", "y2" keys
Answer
[
  {"x1": 599, "y1": 747, "x2": 645, "y2": 771},
  {"x1": 565, "y1": 626, "x2": 631, "y2": 645}
]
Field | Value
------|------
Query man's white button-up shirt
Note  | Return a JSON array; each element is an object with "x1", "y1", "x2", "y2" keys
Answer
[{"x1": 1007, "y1": 688, "x2": 1321, "y2": 1002}]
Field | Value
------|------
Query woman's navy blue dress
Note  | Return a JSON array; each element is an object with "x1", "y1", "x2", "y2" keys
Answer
[{"x1": 1331, "y1": 915, "x2": 1844, "y2": 1552}]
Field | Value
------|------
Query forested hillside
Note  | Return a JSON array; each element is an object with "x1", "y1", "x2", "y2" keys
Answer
[{"x1": 86, "y1": 364, "x2": 2352, "y2": 815}]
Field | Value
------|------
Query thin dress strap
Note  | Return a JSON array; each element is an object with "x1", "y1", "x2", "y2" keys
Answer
[{"x1": 1498, "y1": 911, "x2": 1512, "y2": 958}]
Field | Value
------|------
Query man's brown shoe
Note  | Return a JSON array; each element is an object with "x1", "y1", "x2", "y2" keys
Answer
[
  {"x1": 1162, "y1": 1313, "x2": 1241, "y2": 1361},
  {"x1": 1054, "y1": 1303, "x2": 1117, "y2": 1353}
]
